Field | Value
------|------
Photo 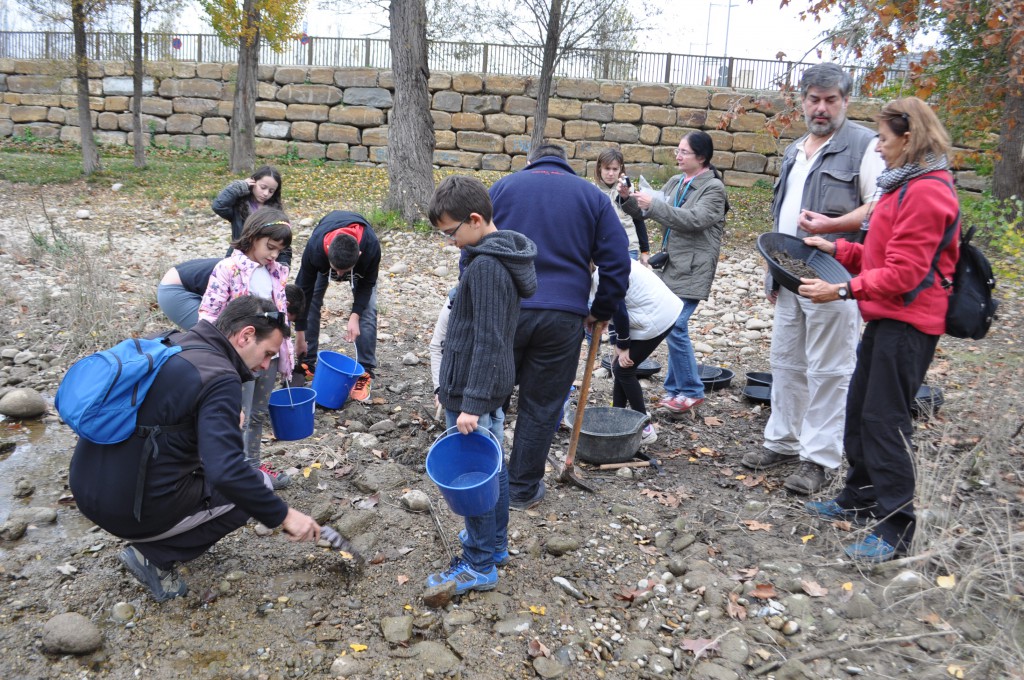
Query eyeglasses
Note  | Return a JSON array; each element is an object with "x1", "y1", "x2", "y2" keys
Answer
[
  {"x1": 253, "y1": 311, "x2": 288, "y2": 328},
  {"x1": 439, "y1": 217, "x2": 467, "y2": 241},
  {"x1": 675, "y1": 148, "x2": 696, "y2": 157}
]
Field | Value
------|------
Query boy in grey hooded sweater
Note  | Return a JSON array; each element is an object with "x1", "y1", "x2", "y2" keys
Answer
[{"x1": 426, "y1": 175, "x2": 537, "y2": 594}]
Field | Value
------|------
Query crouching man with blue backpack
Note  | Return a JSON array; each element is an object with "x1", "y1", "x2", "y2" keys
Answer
[{"x1": 67, "y1": 295, "x2": 321, "y2": 602}]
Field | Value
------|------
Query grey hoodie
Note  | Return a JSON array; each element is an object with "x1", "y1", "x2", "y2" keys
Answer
[{"x1": 439, "y1": 230, "x2": 537, "y2": 416}]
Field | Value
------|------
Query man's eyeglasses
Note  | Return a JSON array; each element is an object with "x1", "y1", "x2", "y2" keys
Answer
[
  {"x1": 253, "y1": 311, "x2": 288, "y2": 328},
  {"x1": 439, "y1": 217, "x2": 467, "y2": 241}
]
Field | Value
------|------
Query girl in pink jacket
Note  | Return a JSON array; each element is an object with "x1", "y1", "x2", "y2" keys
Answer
[{"x1": 200, "y1": 209, "x2": 294, "y2": 488}]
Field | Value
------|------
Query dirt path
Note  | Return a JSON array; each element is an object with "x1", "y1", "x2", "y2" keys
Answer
[{"x1": 0, "y1": 180, "x2": 1021, "y2": 679}]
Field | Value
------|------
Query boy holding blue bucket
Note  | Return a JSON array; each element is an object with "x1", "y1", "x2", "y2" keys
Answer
[{"x1": 426, "y1": 175, "x2": 537, "y2": 594}]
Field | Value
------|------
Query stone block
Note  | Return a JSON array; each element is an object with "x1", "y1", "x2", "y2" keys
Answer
[
  {"x1": 712, "y1": 150, "x2": 734, "y2": 169},
  {"x1": 10, "y1": 106, "x2": 47, "y2": 123},
  {"x1": 673, "y1": 87, "x2": 711, "y2": 108},
  {"x1": 484, "y1": 74, "x2": 527, "y2": 95},
  {"x1": 102, "y1": 76, "x2": 155, "y2": 96},
  {"x1": 59, "y1": 78, "x2": 101, "y2": 96},
  {"x1": 729, "y1": 112, "x2": 768, "y2": 133},
  {"x1": 604, "y1": 123, "x2": 639, "y2": 143},
  {"x1": 319, "y1": 123, "x2": 360, "y2": 144},
  {"x1": 58, "y1": 125, "x2": 82, "y2": 143},
  {"x1": 677, "y1": 108, "x2": 707, "y2": 128},
  {"x1": 642, "y1": 106, "x2": 676, "y2": 126},
  {"x1": 566, "y1": 158, "x2": 586, "y2": 174},
  {"x1": 95, "y1": 129, "x2": 127, "y2": 145},
  {"x1": 547, "y1": 98, "x2": 582, "y2": 119},
  {"x1": 218, "y1": 63, "x2": 236, "y2": 80},
  {"x1": 723, "y1": 170, "x2": 770, "y2": 188},
  {"x1": 463, "y1": 94, "x2": 501, "y2": 114},
  {"x1": 661, "y1": 126, "x2": 696, "y2": 146},
  {"x1": 511, "y1": 155, "x2": 529, "y2": 171},
  {"x1": 433, "y1": 149, "x2": 481, "y2": 168},
  {"x1": 255, "y1": 137, "x2": 289, "y2": 157},
  {"x1": 62, "y1": 109, "x2": 98, "y2": 127},
  {"x1": 349, "y1": 145, "x2": 368, "y2": 162},
  {"x1": 581, "y1": 102, "x2": 613, "y2": 122},
  {"x1": 171, "y1": 63, "x2": 196, "y2": 78},
  {"x1": 11, "y1": 60, "x2": 70, "y2": 76},
  {"x1": 274, "y1": 67, "x2": 307, "y2": 85},
  {"x1": 104, "y1": 96, "x2": 129, "y2": 112},
  {"x1": 431, "y1": 110, "x2": 452, "y2": 130},
  {"x1": 710, "y1": 92, "x2": 753, "y2": 111},
  {"x1": 481, "y1": 153, "x2": 511, "y2": 171},
  {"x1": 484, "y1": 113, "x2": 525, "y2": 135},
  {"x1": 330, "y1": 105, "x2": 385, "y2": 127},
  {"x1": 259, "y1": 64, "x2": 276, "y2": 81},
  {"x1": 97, "y1": 111, "x2": 119, "y2": 130},
  {"x1": 435, "y1": 129, "x2": 456, "y2": 149},
  {"x1": 705, "y1": 109, "x2": 727, "y2": 129},
  {"x1": 277, "y1": 84, "x2": 343, "y2": 106},
  {"x1": 326, "y1": 143, "x2": 350, "y2": 161},
  {"x1": 286, "y1": 104, "x2": 329, "y2": 122},
  {"x1": 432, "y1": 91, "x2": 462, "y2": 113},
  {"x1": 102, "y1": 62, "x2": 127, "y2": 76},
  {"x1": 451, "y1": 112, "x2": 484, "y2": 131},
  {"x1": 362, "y1": 127, "x2": 389, "y2": 146},
  {"x1": 307, "y1": 67, "x2": 335, "y2": 85},
  {"x1": 452, "y1": 73, "x2": 483, "y2": 93},
  {"x1": 564, "y1": 119, "x2": 603, "y2": 141},
  {"x1": 652, "y1": 146, "x2": 677, "y2": 165},
  {"x1": 428, "y1": 72, "x2": 451, "y2": 90},
  {"x1": 256, "y1": 101, "x2": 287, "y2": 121},
  {"x1": 257, "y1": 82, "x2": 279, "y2": 100},
  {"x1": 733, "y1": 152, "x2": 767, "y2": 173},
  {"x1": 765, "y1": 156, "x2": 783, "y2": 176},
  {"x1": 201, "y1": 117, "x2": 228, "y2": 135},
  {"x1": 334, "y1": 68, "x2": 378, "y2": 87},
  {"x1": 343, "y1": 88, "x2": 393, "y2": 108},
  {"x1": 708, "y1": 129, "x2": 732, "y2": 151},
  {"x1": 0, "y1": 119, "x2": 14, "y2": 136},
  {"x1": 630, "y1": 84, "x2": 671, "y2": 105},
  {"x1": 206, "y1": 134, "x2": 230, "y2": 153},
  {"x1": 174, "y1": 97, "x2": 219, "y2": 116},
  {"x1": 20, "y1": 94, "x2": 61, "y2": 106},
  {"x1": 953, "y1": 170, "x2": 988, "y2": 192},
  {"x1": 291, "y1": 141, "x2": 326, "y2": 159},
  {"x1": 613, "y1": 103, "x2": 641, "y2": 123},
  {"x1": 369, "y1": 146, "x2": 388, "y2": 163},
  {"x1": 289, "y1": 120, "x2": 318, "y2": 141},
  {"x1": 196, "y1": 62, "x2": 222, "y2": 79},
  {"x1": 14, "y1": 122, "x2": 58, "y2": 140},
  {"x1": 620, "y1": 144, "x2": 651, "y2": 164},
  {"x1": 556, "y1": 78, "x2": 600, "y2": 99},
  {"x1": 456, "y1": 130, "x2": 503, "y2": 153},
  {"x1": 638, "y1": 124, "x2": 661, "y2": 145},
  {"x1": 526, "y1": 116, "x2": 561, "y2": 138},
  {"x1": 732, "y1": 132, "x2": 779, "y2": 154},
  {"x1": 847, "y1": 99, "x2": 882, "y2": 121},
  {"x1": 256, "y1": 121, "x2": 290, "y2": 139},
  {"x1": 0, "y1": 101, "x2": 8, "y2": 117},
  {"x1": 780, "y1": 119, "x2": 808, "y2": 139},
  {"x1": 600, "y1": 83, "x2": 625, "y2": 102},
  {"x1": 46, "y1": 108, "x2": 65, "y2": 124},
  {"x1": 158, "y1": 78, "x2": 223, "y2": 99},
  {"x1": 167, "y1": 134, "x2": 207, "y2": 150},
  {"x1": 7, "y1": 75, "x2": 62, "y2": 94},
  {"x1": 576, "y1": 140, "x2": 618, "y2": 160},
  {"x1": 504, "y1": 135, "x2": 531, "y2": 156},
  {"x1": 504, "y1": 95, "x2": 536, "y2": 116}
]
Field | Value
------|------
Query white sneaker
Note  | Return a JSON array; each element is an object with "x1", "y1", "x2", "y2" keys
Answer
[{"x1": 641, "y1": 423, "x2": 657, "y2": 445}]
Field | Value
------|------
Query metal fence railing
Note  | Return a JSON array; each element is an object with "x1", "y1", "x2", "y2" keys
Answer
[{"x1": 0, "y1": 31, "x2": 906, "y2": 96}]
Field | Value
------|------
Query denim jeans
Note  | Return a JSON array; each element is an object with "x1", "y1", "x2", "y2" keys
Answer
[
  {"x1": 444, "y1": 409, "x2": 509, "y2": 572},
  {"x1": 241, "y1": 357, "x2": 278, "y2": 462},
  {"x1": 663, "y1": 299, "x2": 705, "y2": 399},
  {"x1": 303, "y1": 270, "x2": 378, "y2": 374}
]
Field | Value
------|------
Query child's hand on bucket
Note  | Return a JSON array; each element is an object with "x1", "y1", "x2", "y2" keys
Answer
[{"x1": 456, "y1": 412, "x2": 479, "y2": 434}]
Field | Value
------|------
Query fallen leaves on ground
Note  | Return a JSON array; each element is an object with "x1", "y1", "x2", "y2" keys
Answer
[
  {"x1": 613, "y1": 586, "x2": 652, "y2": 602},
  {"x1": 528, "y1": 638, "x2": 551, "y2": 658},
  {"x1": 704, "y1": 416, "x2": 724, "y2": 426},
  {"x1": 801, "y1": 580, "x2": 828, "y2": 597},
  {"x1": 741, "y1": 519, "x2": 773, "y2": 531},
  {"x1": 680, "y1": 637, "x2": 720, "y2": 659},
  {"x1": 726, "y1": 592, "x2": 747, "y2": 620},
  {"x1": 750, "y1": 583, "x2": 778, "y2": 600},
  {"x1": 355, "y1": 494, "x2": 379, "y2": 509}
]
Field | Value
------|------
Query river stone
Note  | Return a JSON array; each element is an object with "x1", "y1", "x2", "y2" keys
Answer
[
  {"x1": 13, "y1": 507, "x2": 58, "y2": 524},
  {"x1": 400, "y1": 489, "x2": 431, "y2": 512},
  {"x1": 422, "y1": 580, "x2": 456, "y2": 608},
  {"x1": 381, "y1": 615, "x2": 414, "y2": 643},
  {"x1": 533, "y1": 656, "x2": 569, "y2": 678},
  {"x1": 842, "y1": 592, "x2": 879, "y2": 619},
  {"x1": 442, "y1": 609, "x2": 476, "y2": 633},
  {"x1": 691, "y1": 661, "x2": 740, "y2": 680},
  {"x1": 41, "y1": 612, "x2": 102, "y2": 654},
  {"x1": 329, "y1": 654, "x2": 365, "y2": 676},
  {"x1": 621, "y1": 637, "x2": 658, "y2": 662},
  {"x1": 0, "y1": 387, "x2": 48, "y2": 418},
  {"x1": 412, "y1": 640, "x2": 460, "y2": 673},
  {"x1": 369, "y1": 419, "x2": 396, "y2": 433},
  {"x1": 389, "y1": 262, "x2": 409, "y2": 274},
  {"x1": 545, "y1": 535, "x2": 581, "y2": 556},
  {"x1": 13, "y1": 350, "x2": 36, "y2": 364},
  {"x1": 493, "y1": 614, "x2": 532, "y2": 635},
  {"x1": 110, "y1": 602, "x2": 135, "y2": 622},
  {"x1": 13, "y1": 477, "x2": 35, "y2": 497},
  {"x1": 0, "y1": 516, "x2": 29, "y2": 541},
  {"x1": 719, "y1": 635, "x2": 749, "y2": 664},
  {"x1": 75, "y1": 209, "x2": 91, "y2": 220},
  {"x1": 349, "y1": 432, "x2": 380, "y2": 451}
]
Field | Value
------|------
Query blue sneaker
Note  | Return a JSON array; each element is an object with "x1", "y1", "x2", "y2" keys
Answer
[
  {"x1": 458, "y1": 529, "x2": 509, "y2": 567},
  {"x1": 425, "y1": 557, "x2": 498, "y2": 594},
  {"x1": 805, "y1": 499, "x2": 866, "y2": 524},
  {"x1": 844, "y1": 534, "x2": 898, "y2": 563}
]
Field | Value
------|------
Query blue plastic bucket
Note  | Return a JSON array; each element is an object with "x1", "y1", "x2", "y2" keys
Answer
[
  {"x1": 311, "y1": 351, "x2": 364, "y2": 409},
  {"x1": 426, "y1": 427, "x2": 502, "y2": 517},
  {"x1": 267, "y1": 387, "x2": 317, "y2": 441}
]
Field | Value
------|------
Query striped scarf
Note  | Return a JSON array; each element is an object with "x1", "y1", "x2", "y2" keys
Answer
[{"x1": 875, "y1": 153, "x2": 949, "y2": 194}]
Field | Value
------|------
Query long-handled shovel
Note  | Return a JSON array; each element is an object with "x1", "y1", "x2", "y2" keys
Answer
[{"x1": 555, "y1": 321, "x2": 606, "y2": 492}]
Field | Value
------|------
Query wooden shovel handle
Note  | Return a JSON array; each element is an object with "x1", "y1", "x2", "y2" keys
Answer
[{"x1": 564, "y1": 321, "x2": 606, "y2": 470}]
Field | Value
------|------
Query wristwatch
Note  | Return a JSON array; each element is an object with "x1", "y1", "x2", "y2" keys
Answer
[{"x1": 837, "y1": 285, "x2": 849, "y2": 300}]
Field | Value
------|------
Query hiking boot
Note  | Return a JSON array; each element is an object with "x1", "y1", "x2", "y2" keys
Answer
[
  {"x1": 510, "y1": 482, "x2": 545, "y2": 512},
  {"x1": 844, "y1": 534, "x2": 898, "y2": 563},
  {"x1": 350, "y1": 372, "x2": 372, "y2": 402},
  {"x1": 458, "y1": 529, "x2": 510, "y2": 567},
  {"x1": 425, "y1": 557, "x2": 498, "y2": 594},
  {"x1": 741, "y1": 449, "x2": 797, "y2": 470},
  {"x1": 118, "y1": 546, "x2": 188, "y2": 602},
  {"x1": 662, "y1": 396, "x2": 704, "y2": 414},
  {"x1": 641, "y1": 423, "x2": 657, "y2": 445},
  {"x1": 805, "y1": 499, "x2": 866, "y2": 524},
  {"x1": 259, "y1": 463, "x2": 292, "y2": 490},
  {"x1": 783, "y1": 461, "x2": 833, "y2": 495}
]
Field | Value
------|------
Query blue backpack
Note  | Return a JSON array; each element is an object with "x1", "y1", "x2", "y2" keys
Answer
[{"x1": 56, "y1": 335, "x2": 182, "y2": 444}]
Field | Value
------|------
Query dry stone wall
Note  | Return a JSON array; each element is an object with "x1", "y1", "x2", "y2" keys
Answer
[{"x1": 0, "y1": 59, "x2": 989, "y2": 191}]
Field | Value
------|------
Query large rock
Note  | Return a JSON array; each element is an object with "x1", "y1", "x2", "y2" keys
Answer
[
  {"x1": 0, "y1": 387, "x2": 47, "y2": 419},
  {"x1": 41, "y1": 613, "x2": 102, "y2": 654}
]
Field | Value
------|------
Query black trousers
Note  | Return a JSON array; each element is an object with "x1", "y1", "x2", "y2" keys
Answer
[
  {"x1": 507, "y1": 309, "x2": 584, "y2": 504},
  {"x1": 835, "y1": 319, "x2": 939, "y2": 552},
  {"x1": 610, "y1": 330, "x2": 671, "y2": 414}
]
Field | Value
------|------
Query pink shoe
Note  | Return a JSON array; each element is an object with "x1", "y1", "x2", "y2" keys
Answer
[
  {"x1": 663, "y1": 396, "x2": 704, "y2": 413},
  {"x1": 657, "y1": 394, "x2": 676, "y2": 408}
]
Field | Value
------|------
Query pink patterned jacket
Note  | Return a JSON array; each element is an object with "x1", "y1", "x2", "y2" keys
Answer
[{"x1": 199, "y1": 249, "x2": 293, "y2": 376}]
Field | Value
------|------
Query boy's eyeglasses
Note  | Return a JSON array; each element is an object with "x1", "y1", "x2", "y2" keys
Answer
[
  {"x1": 253, "y1": 311, "x2": 288, "y2": 328},
  {"x1": 439, "y1": 217, "x2": 467, "y2": 241}
]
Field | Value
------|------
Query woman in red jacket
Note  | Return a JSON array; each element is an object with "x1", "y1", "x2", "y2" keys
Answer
[{"x1": 798, "y1": 97, "x2": 959, "y2": 562}]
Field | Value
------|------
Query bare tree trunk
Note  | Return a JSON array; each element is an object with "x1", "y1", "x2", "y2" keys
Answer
[
  {"x1": 992, "y1": 87, "x2": 1023, "y2": 203},
  {"x1": 384, "y1": 0, "x2": 436, "y2": 224},
  {"x1": 132, "y1": 0, "x2": 146, "y2": 168},
  {"x1": 230, "y1": 0, "x2": 259, "y2": 174},
  {"x1": 529, "y1": 0, "x2": 562, "y2": 154},
  {"x1": 71, "y1": 0, "x2": 101, "y2": 174}
]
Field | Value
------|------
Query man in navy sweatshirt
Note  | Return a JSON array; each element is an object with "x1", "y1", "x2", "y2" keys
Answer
[{"x1": 489, "y1": 144, "x2": 630, "y2": 510}]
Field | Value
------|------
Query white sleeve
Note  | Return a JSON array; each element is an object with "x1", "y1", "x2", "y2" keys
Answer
[
  {"x1": 428, "y1": 298, "x2": 451, "y2": 392},
  {"x1": 858, "y1": 137, "x2": 885, "y2": 204}
]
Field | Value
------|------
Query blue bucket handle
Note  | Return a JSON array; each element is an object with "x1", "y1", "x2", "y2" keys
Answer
[{"x1": 436, "y1": 425, "x2": 504, "y2": 473}]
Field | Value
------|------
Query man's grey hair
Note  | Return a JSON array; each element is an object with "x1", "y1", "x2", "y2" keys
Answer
[
  {"x1": 528, "y1": 143, "x2": 567, "y2": 164},
  {"x1": 800, "y1": 63, "x2": 853, "y2": 98}
]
